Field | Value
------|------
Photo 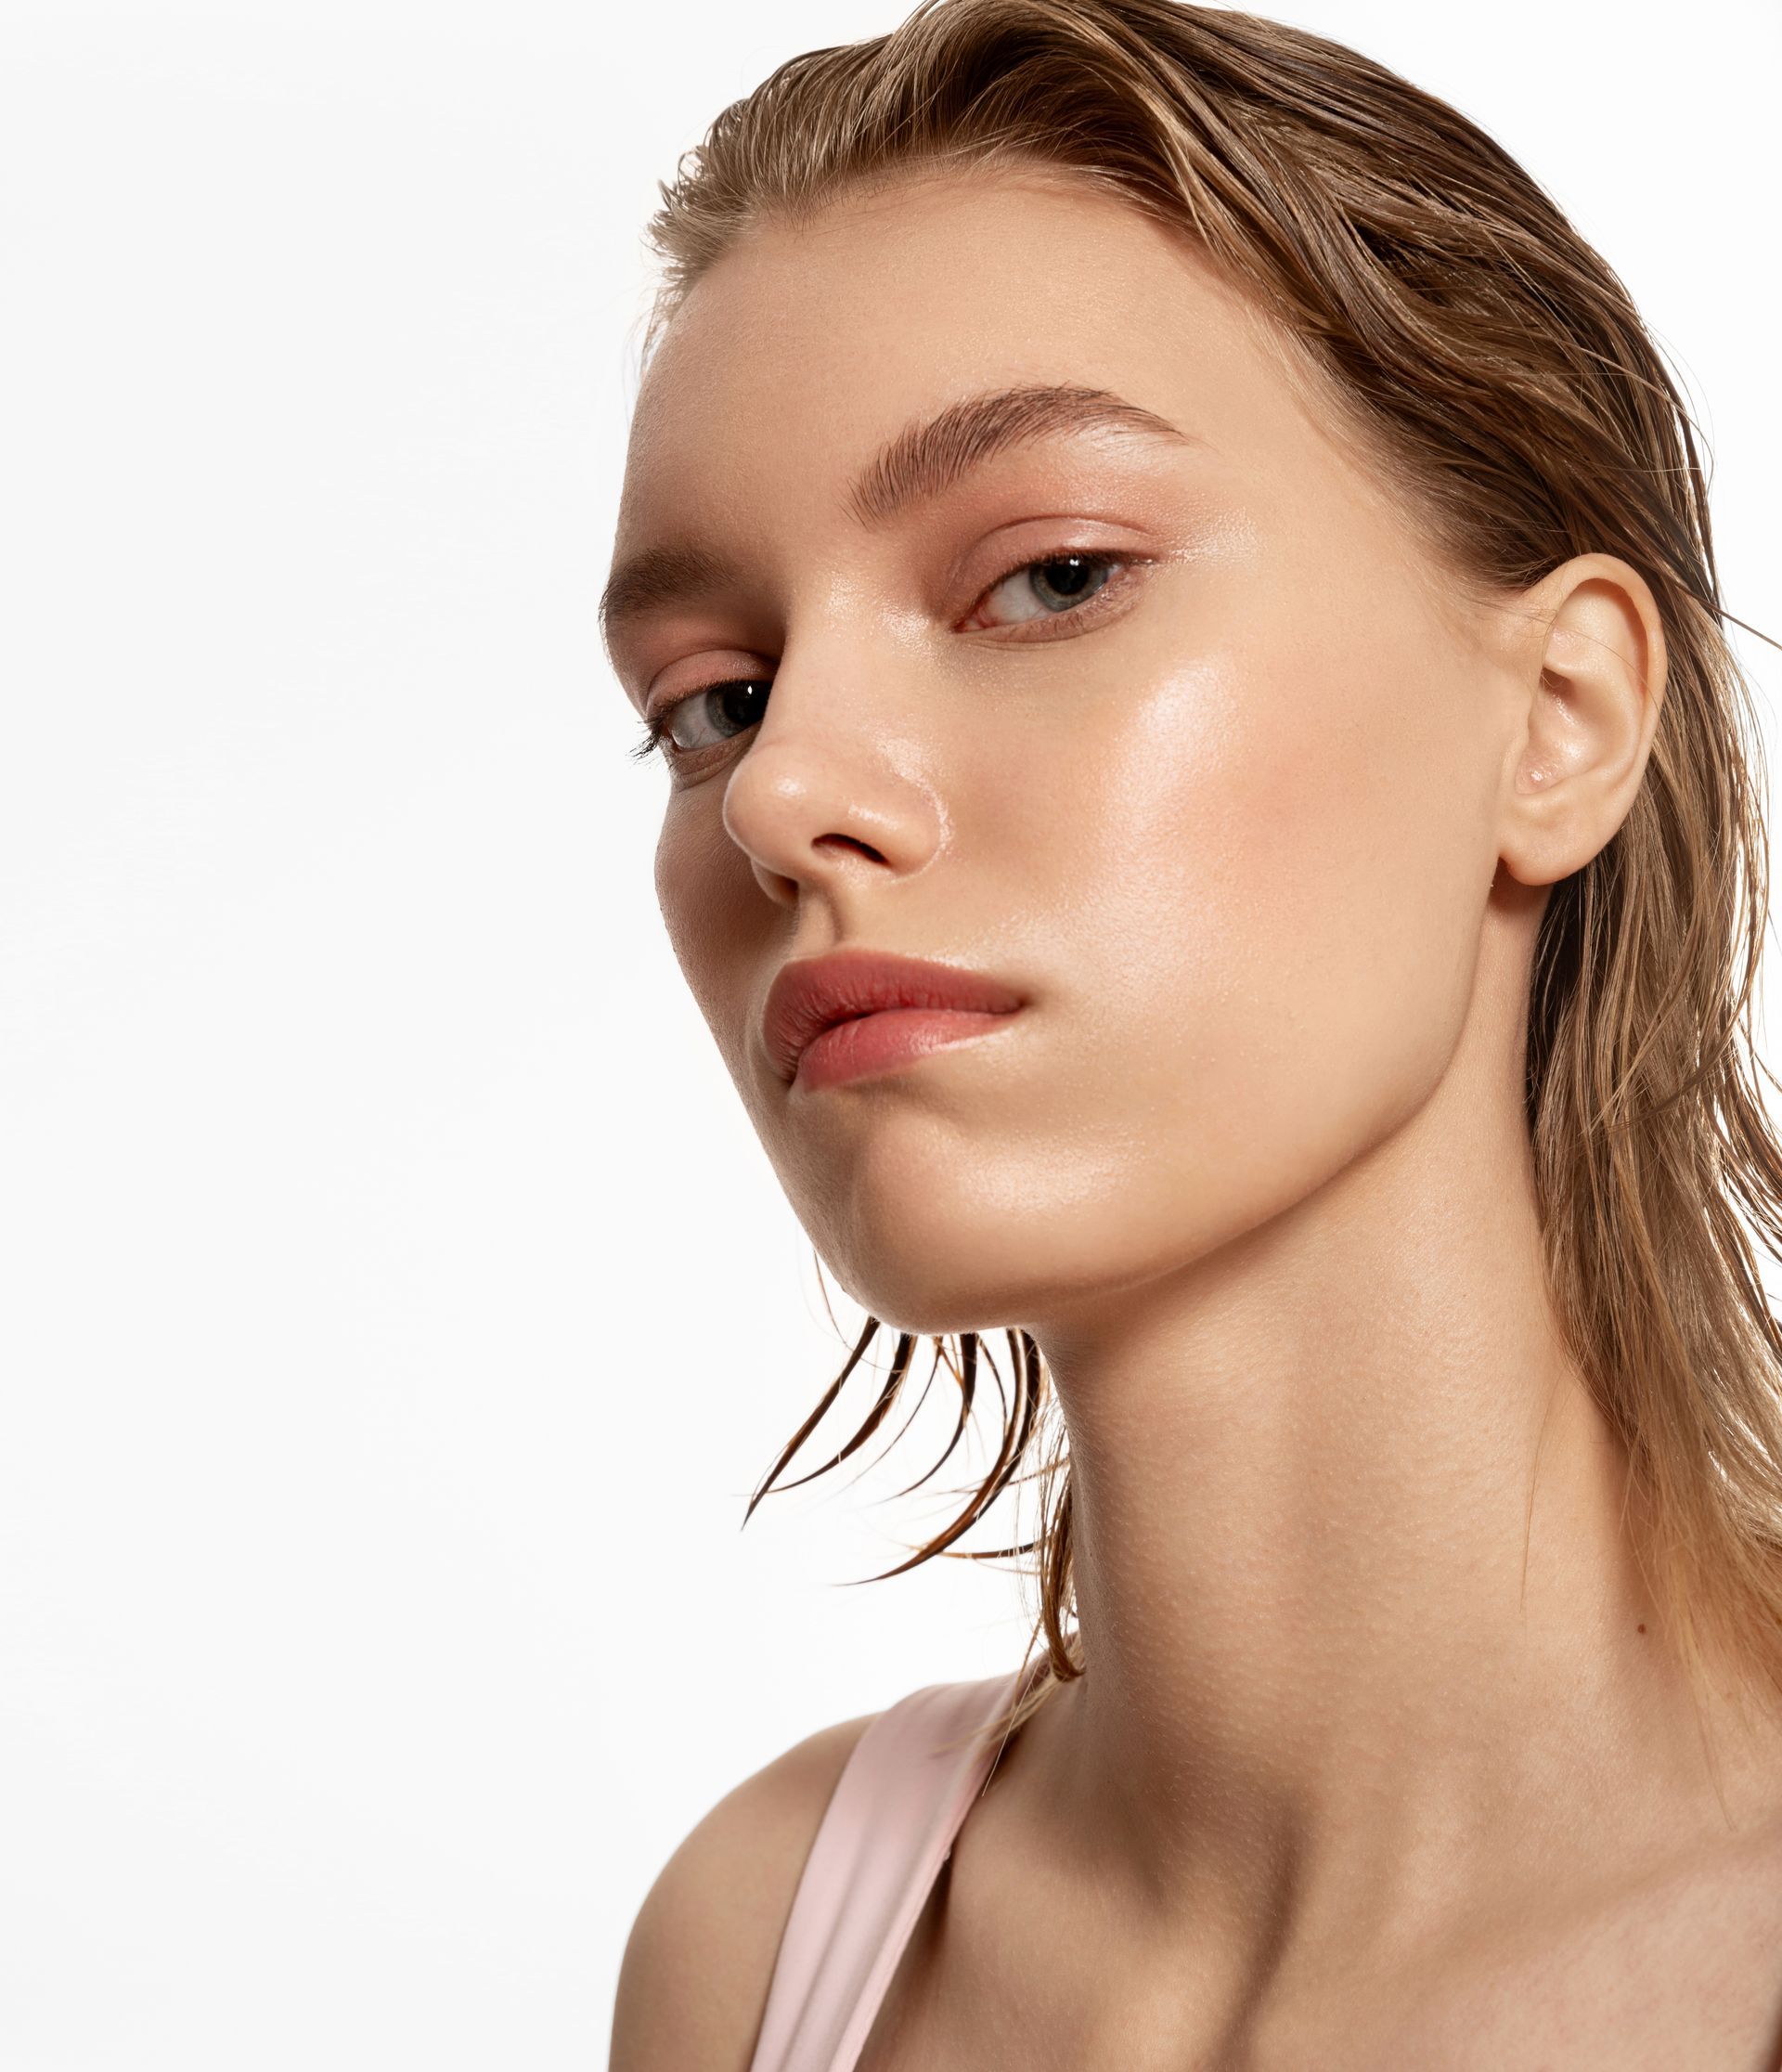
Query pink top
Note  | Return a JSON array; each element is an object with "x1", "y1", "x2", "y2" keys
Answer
[{"x1": 747, "y1": 1660, "x2": 1042, "y2": 2072}]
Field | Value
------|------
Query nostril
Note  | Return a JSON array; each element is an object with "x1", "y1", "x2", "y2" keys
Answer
[{"x1": 814, "y1": 833, "x2": 889, "y2": 862}]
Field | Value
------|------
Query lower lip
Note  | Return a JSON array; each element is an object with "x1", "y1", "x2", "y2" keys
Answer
[{"x1": 794, "y1": 1007, "x2": 1020, "y2": 1092}]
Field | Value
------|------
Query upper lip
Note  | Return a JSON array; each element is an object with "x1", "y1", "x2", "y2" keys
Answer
[{"x1": 762, "y1": 947, "x2": 1025, "y2": 1084}]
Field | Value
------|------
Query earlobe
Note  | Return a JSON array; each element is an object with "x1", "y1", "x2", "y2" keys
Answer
[{"x1": 1498, "y1": 553, "x2": 1667, "y2": 889}]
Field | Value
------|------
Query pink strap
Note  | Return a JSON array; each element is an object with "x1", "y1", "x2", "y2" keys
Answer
[{"x1": 747, "y1": 1663, "x2": 1034, "y2": 2072}]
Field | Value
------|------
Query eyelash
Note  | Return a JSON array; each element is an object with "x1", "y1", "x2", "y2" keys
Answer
[{"x1": 627, "y1": 548, "x2": 1145, "y2": 768}]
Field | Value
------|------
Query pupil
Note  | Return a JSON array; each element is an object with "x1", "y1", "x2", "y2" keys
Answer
[
  {"x1": 714, "y1": 680, "x2": 768, "y2": 732},
  {"x1": 1033, "y1": 556, "x2": 1104, "y2": 610}
]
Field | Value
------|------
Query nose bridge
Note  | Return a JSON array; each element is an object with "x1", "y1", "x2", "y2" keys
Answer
[
  {"x1": 760, "y1": 575, "x2": 900, "y2": 741},
  {"x1": 719, "y1": 592, "x2": 944, "y2": 898}
]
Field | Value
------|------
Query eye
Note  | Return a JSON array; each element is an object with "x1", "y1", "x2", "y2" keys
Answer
[
  {"x1": 627, "y1": 550, "x2": 1143, "y2": 770},
  {"x1": 629, "y1": 677, "x2": 771, "y2": 765},
  {"x1": 962, "y1": 550, "x2": 1129, "y2": 631}
]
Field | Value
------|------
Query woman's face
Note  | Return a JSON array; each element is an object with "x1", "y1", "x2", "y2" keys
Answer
[{"x1": 604, "y1": 168, "x2": 1527, "y2": 1337}]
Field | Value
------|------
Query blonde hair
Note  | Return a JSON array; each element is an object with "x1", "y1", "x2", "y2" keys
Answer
[{"x1": 637, "y1": 0, "x2": 1782, "y2": 1740}]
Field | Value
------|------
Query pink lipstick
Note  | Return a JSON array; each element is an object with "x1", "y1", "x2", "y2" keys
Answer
[{"x1": 762, "y1": 948, "x2": 1024, "y2": 1092}]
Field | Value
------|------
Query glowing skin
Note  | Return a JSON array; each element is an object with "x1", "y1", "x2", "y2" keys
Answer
[{"x1": 607, "y1": 172, "x2": 1782, "y2": 2066}]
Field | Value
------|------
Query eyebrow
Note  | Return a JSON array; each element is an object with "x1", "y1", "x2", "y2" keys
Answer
[{"x1": 599, "y1": 382, "x2": 1194, "y2": 652}]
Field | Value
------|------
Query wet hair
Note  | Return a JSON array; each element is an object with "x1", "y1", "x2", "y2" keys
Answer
[{"x1": 636, "y1": 0, "x2": 1782, "y2": 1742}]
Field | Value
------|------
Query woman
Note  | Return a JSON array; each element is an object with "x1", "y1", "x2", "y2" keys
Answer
[{"x1": 605, "y1": 1, "x2": 1782, "y2": 2064}]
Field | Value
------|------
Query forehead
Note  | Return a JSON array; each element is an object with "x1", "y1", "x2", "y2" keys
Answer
[{"x1": 616, "y1": 169, "x2": 1327, "y2": 535}]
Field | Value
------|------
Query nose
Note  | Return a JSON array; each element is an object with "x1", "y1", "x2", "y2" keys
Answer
[{"x1": 719, "y1": 639, "x2": 947, "y2": 913}]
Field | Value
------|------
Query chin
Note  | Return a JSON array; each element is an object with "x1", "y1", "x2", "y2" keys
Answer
[
  {"x1": 816, "y1": 1215, "x2": 1052, "y2": 1340},
  {"x1": 817, "y1": 1192, "x2": 1153, "y2": 1341}
]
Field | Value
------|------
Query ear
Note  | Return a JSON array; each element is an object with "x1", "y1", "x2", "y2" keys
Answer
[{"x1": 1497, "y1": 553, "x2": 1667, "y2": 889}]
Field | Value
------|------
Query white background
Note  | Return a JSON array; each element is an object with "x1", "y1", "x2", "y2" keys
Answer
[{"x1": 1, "y1": 1, "x2": 1776, "y2": 2065}]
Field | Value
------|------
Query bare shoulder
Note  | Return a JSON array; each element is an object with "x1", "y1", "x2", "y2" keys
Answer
[{"x1": 609, "y1": 1706, "x2": 881, "y2": 2072}]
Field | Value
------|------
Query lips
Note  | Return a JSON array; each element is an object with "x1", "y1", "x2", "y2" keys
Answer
[{"x1": 762, "y1": 947, "x2": 1025, "y2": 1087}]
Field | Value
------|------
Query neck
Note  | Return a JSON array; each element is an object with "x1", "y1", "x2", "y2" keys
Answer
[{"x1": 1019, "y1": 1030, "x2": 1775, "y2": 1961}]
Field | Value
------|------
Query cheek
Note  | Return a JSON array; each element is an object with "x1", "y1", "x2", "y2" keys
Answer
[
  {"x1": 1025, "y1": 615, "x2": 1490, "y2": 1226},
  {"x1": 652, "y1": 804, "x2": 766, "y2": 1071}
]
